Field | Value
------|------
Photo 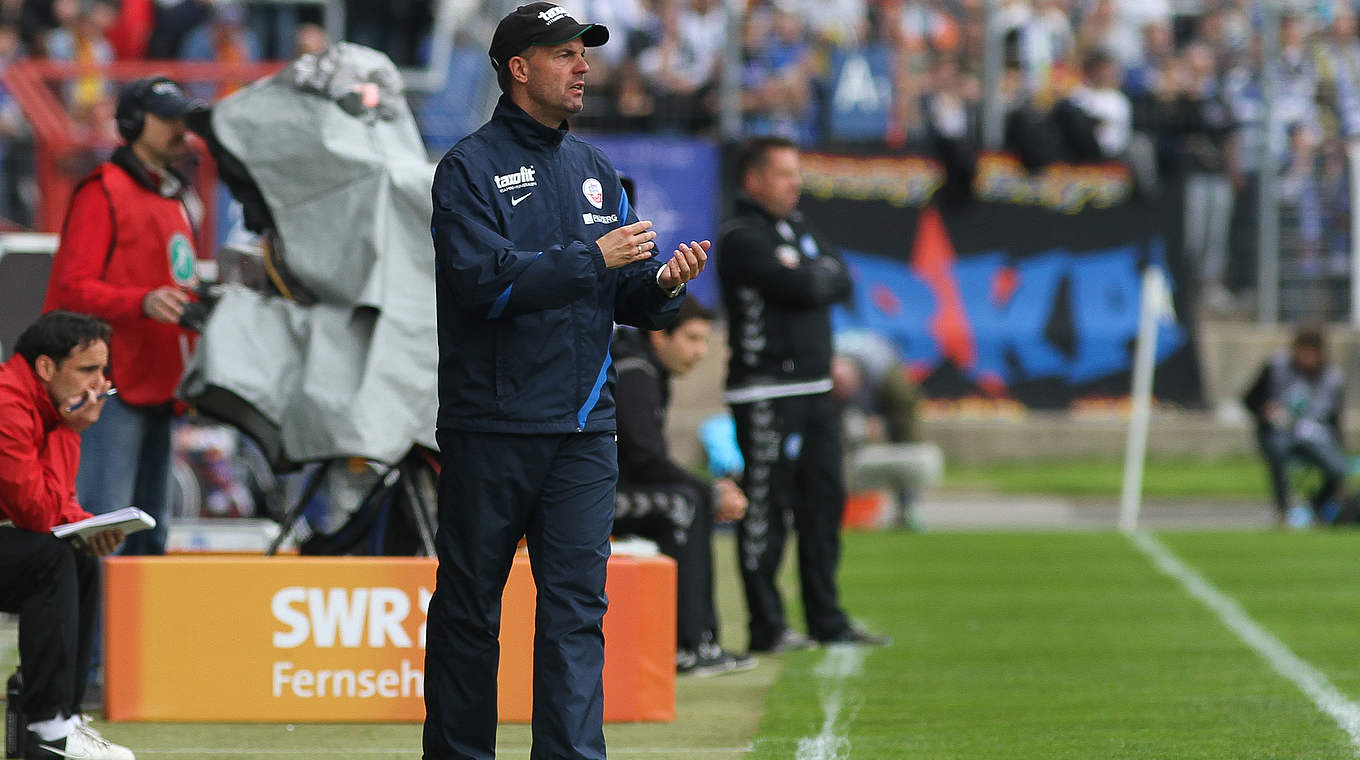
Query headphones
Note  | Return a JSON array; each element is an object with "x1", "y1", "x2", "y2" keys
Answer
[{"x1": 115, "y1": 77, "x2": 158, "y2": 143}]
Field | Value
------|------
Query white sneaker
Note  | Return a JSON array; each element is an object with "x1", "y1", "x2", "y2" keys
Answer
[
  {"x1": 32, "y1": 724, "x2": 134, "y2": 760},
  {"x1": 74, "y1": 715, "x2": 102, "y2": 738}
]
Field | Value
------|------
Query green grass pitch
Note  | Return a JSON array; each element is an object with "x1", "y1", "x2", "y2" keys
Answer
[{"x1": 24, "y1": 529, "x2": 1360, "y2": 758}]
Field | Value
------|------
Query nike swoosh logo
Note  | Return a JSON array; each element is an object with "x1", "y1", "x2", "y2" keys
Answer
[{"x1": 511, "y1": 193, "x2": 532, "y2": 206}]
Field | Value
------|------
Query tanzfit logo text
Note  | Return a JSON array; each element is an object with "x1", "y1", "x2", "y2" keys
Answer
[
  {"x1": 538, "y1": 7, "x2": 568, "y2": 24},
  {"x1": 494, "y1": 166, "x2": 537, "y2": 193}
]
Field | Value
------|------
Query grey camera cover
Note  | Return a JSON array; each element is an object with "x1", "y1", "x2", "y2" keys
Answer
[{"x1": 180, "y1": 43, "x2": 438, "y2": 467}]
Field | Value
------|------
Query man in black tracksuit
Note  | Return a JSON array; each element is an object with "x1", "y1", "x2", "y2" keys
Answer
[
  {"x1": 718, "y1": 136, "x2": 890, "y2": 653},
  {"x1": 611, "y1": 301, "x2": 752, "y2": 676},
  {"x1": 425, "y1": 4, "x2": 709, "y2": 759}
]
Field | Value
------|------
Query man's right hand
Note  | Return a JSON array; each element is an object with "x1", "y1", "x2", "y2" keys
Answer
[
  {"x1": 597, "y1": 220, "x2": 658, "y2": 269},
  {"x1": 59, "y1": 380, "x2": 113, "y2": 433},
  {"x1": 143, "y1": 286, "x2": 190, "y2": 324},
  {"x1": 714, "y1": 478, "x2": 748, "y2": 523},
  {"x1": 86, "y1": 528, "x2": 125, "y2": 557},
  {"x1": 1264, "y1": 401, "x2": 1287, "y2": 429}
]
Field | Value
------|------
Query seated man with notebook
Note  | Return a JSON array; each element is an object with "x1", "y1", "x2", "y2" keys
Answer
[
  {"x1": 0, "y1": 311, "x2": 136, "y2": 760},
  {"x1": 612, "y1": 301, "x2": 755, "y2": 675}
]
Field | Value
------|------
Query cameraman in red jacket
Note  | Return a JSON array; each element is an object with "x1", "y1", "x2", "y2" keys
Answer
[
  {"x1": 43, "y1": 76, "x2": 204, "y2": 557},
  {"x1": 0, "y1": 311, "x2": 133, "y2": 760}
]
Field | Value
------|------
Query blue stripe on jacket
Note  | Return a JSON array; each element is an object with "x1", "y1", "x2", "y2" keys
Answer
[{"x1": 577, "y1": 352, "x2": 613, "y2": 430}]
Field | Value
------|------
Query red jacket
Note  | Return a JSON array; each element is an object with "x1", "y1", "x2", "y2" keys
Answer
[
  {"x1": 0, "y1": 354, "x2": 91, "y2": 532},
  {"x1": 44, "y1": 147, "x2": 198, "y2": 407}
]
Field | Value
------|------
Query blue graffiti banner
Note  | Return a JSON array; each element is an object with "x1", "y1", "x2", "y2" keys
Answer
[
  {"x1": 802, "y1": 152, "x2": 1203, "y2": 408},
  {"x1": 586, "y1": 135, "x2": 722, "y2": 309}
]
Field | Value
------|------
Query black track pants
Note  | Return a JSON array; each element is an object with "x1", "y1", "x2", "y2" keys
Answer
[{"x1": 731, "y1": 392, "x2": 851, "y2": 650}]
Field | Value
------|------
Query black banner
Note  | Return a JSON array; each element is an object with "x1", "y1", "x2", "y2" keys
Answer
[{"x1": 798, "y1": 152, "x2": 1203, "y2": 409}]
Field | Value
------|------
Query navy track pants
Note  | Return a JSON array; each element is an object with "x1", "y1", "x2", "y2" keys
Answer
[{"x1": 423, "y1": 430, "x2": 616, "y2": 760}]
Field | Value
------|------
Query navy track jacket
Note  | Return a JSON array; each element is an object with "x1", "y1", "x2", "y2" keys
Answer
[{"x1": 432, "y1": 96, "x2": 684, "y2": 434}]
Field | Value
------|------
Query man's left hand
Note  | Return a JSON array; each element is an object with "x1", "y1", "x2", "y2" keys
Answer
[
  {"x1": 86, "y1": 528, "x2": 125, "y2": 556},
  {"x1": 658, "y1": 240, "x2": 710, "y2": 291}
]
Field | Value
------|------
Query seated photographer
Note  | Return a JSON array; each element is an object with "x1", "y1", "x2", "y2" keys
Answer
[
  {"x1": 1243, "y1": 325, "x2": 1348, "y2": 525},
  {"x1": 612, "y1": 301, "x2": 754, "y2": 676},
  {"x1": 0, "y1": 312, "x2": 134, "y2": 760},
  {"x1": 832, "y1": 329, "x2": 942, "y2": 530}
]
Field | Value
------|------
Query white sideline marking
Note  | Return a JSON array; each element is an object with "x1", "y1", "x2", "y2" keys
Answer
[
  {"x1": 795, "y1": 644, "x2": 867, "y2": 760},
  {"x1": 135, "y1": 748, "x2": 751, "y2": 756},
  {"x1": 1129, "y1": 531, "x2": 1360, "y2": 750}
]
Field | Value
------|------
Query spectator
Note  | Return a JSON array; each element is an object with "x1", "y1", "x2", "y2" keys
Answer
[
  {"x1": 1091, "y1": 0, "x2": 1169, "y2": 69},
  {"x1": 612, "y1": 303, "x2": 754, "y2": 676},
  {"x1": 1176, "y1": 41, "x2": 1241, "y2": 312},
  {"x1": 294, "y1": 20, "x2": 328, "y2": 56},
  {"x1": 1280, "y1": 121, "x2": 1323, "y2": 275},
  {"x1": 741, "y1": 6, "x2": 815, "y2": 140},
  {"x1": 147, "y1": 0, "x2": 212, "y2": 60},
  {"x1": 43, "y1": 76, "x2": 206, "y2": 557},
  {"x1": 1312, "y1": 9, "x2": 1360, "y2": 139},
  {"x1": 1274, "y1": 13, "x2": 1319, "y2": 147},
  {"x1": 638, "y1": 0, "x2": 724, "y2": 131},
  {"x1": 1122, "y1": 19, "x2": 1173, "y2": 98},
  {"x1": 15, "y1": 0, "x2": 58, "y2": 56},
  {"x1": 886, "y1": 0, "x2": 959, "y2": 57},
  {"x1": 45, "y1": 0, "x2": 117, "y2": 122},
  {"x1": 1243, "y1": 325, "x2": 1347, "y2": 525},
  {"x1": 107, "y1": 0, "x2": 154, "y2": 59},
  {"x1": 345, "y1": 0, "x2": 432, "y2": 67},
  {"x1": 179, "y1": 2, "x2": 260, "y2": 98},
  {"x1": 1002, "y1": 59, "x2": 1061, "y2": 170},
  {"x1": 561, "y1": 0, "x2": 650, "y2": 68},
  {"x1": 1073, "y1": 0, "x2": 1115, "y2": 61},
  {"x1": 1058, "y1": 48, "x2": 1131, "y2": 160},
  {"x1": 612, "y1": 56, "x2": 657, "y2": 130},
  {"x1": 920, "y1": 53, "x2": 978, "y2": 197},
  {"x1": 0, "y1": 21, "x2": 33, "y2": 225},
  {"x1": 797, "y1": 0, "x2": 866, "y2": 46},
  {"x1": 1000, "y1": 0, "x2": 1076, "y2": 98},
  {"x1": 0, "y1": 311, "x2": 134, "y2": 760},
  {"x1": 1318, "y1": 134, "x2": 1351, "y2": 275}
]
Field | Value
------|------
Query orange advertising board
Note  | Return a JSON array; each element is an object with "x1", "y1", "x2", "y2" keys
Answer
[{"x1": 104, "y1": 554, "x2": 675, "y2": 723}]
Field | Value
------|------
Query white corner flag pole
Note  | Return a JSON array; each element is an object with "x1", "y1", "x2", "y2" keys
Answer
[{"x1": 1119, "y1": 266, "x2": 1169, "y2": 533}]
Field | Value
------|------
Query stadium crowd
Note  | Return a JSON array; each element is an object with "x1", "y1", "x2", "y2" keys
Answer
[
  {"x1": 0, "y1": 0, "x2": 1356, "y2": 313},
  {"x1": 0, "y1": 0, "x2": 431, "y2": 227},
  {"x1": 550, "y1": 0, "x2": 1358, "y2": 312}
]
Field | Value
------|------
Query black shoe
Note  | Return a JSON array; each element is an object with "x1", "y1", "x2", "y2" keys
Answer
[
  {"x1": 750, "y1": 628, "x2": 818, "y2": 654},
  {"x1": 726, "y1": 650, "x2": 758, "y2": 674},
  {"x1": 680, "y1": 641, "x2": 745, "y2": 677},
  {"x1": 820, "y1": 627, "x2": 893, "y2": 647}
]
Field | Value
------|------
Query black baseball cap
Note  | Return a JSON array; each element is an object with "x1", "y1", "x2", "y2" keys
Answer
[
  {"x1": 118, "y1": 76, "x2": 206, "y2": 120},
  {"x1": 488, "y1": 2, "x2": 609, "y2": 70}
]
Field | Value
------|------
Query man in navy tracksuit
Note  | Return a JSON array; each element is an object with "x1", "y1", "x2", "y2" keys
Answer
[{"x1": 423, "y1": 4, "x2": 709, "y2": 759}]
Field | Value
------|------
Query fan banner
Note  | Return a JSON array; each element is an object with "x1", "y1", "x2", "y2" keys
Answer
[{"x1": 797, "y1": 151, "x2": 1203, "y2": 409}]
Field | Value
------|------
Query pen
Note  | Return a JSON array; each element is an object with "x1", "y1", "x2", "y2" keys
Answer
[{"x1": 66, "y1": 387, "x2": 117, "y2": 413}]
